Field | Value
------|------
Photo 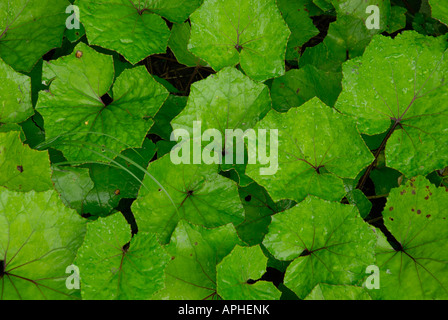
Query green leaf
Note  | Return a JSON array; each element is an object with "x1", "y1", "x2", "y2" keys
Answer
[
  {"x1": 169, "y1": 22, "x2": 207, "y2": 67},
  {"x1": 171, "y1": 67, "x2": 271, "y2": 165},
  {"x1": 132, "y1": 155, "x2": 245, "y2": 244},
  {"x1": 0, "y1": 131, "x2": 53, "y2": 192},
  {"x1": 429, "y1": 0, "x2": 448, "y2": 26},
  {"x1": 150, "y1": 95, "x2": 187, "y2": 141},
  {"x1": 370, "y1": 167, "x2": 401, "y2": 195},
  {"x1": 335, "y1": 31, "x2": 448, "y2": 177},
  {"x1": 276, "y1": 0, "x2": 319, "y2": 61},
  {"x1": 75, "y1": 213, "x2": 169, "y2": 300},
  {"x1": 345, "y1": 189, "x2": 372, "y2": 219},
  {"x1": 246, "y1": 97, "x2": 374, "y2": 203},
  {"x1": 154, "y1": 220, "x2": 241, "y2": 300},
  {"x1": 188, "y1": 0, "x2": 291, "y2": 81},
  {"x1": 270, "y1": 65, "x2": 342, "y2": 112},
  {"x1": 300, "y1": 1, "x2": 391, "y2": 72},
  {"x1": 82, "y1": 139, "x2": 157, "y2": 216},
  {"x1": 143, "y1": 0, "x2": 203, "y2": 23},
  {"x1": 52, "y1": 166, "x2": 94, "y2": 213},
  {"x1": 0, "y1": 189, "x2": 86, "y2": 300},
  {"x1": 75, "y1": 0, "x2": 171, "y2": 65},
  {"x1": 36, "y1": 43, "x2": 169, "y2": 162},
  {"x1": 216, "y1": 245, "x2": 281, "y2": 300},
  {"x1": 305, "y1": 284, "x2": 371, "y2": 300},
  {"x1": 373, "y1": 176, "x2": 448, "y2": 299},
  {"x1": 65, "y1": 23, "x2": 86, "y2": 43},
  {"x1": 387, "y1": 6, "x2": 407, "y2": 33},
  {"x1": 0, "y1": 0, "x2": 68, "y2": 72},
  {"x1": 263, "y1": 196, "x2": 376, "y2": 299},
  {"x1": 0, "y1": 58, "x2": 33, "y2": 124},
  {"x1": 236, "y1": 182, "x2": 278, "y2": 246}
]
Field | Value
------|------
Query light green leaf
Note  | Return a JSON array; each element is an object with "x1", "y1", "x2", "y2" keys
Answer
[
  {"x1": 0, "y1": 58, "x2": 33, "y2": 124},
  {"x1": 188, "y1": 0, "x2": 291, "y2": 82},
  {"x1": 132, "y1": 155, "x2": 245, "y2": 244},
  {"x1": 75, "y1": 213, "x2": 169, "y2": 300},
  {"x1": 429, "y1": 1, "x2": 448, "y2": 26},
  {"x1": 263, "y1": 196, "x2": 376, "y2": 299},
  {"x1": 0, "y1": 131, "x2": 53, "y2": 192},
  {"x1": 335, "y1": 31, "x2": 448, "y2": 177},
  {"x1": 373, "y1": 176, "x2": 448, "y2": 299},
  {"x1": 36, "y1": 43, "x2": 169, "y2": 162},
  {"x1": 75, "y1": 0, "x2": 171, "y2": 64},
  {"x1": 246, "y1": 97, "x2": 374, "y2": 203},
  {"x1": 154, "y1": 220, "x2": 241, "y2": 300},
  {"x1": 0, "y1": 0, "x2": 68, "y2": 72},
  {"x1": 216, "y1": 245, "x2": 281, "y2": 300},
  {"x1": 171, "y1": 67, "x2": 271, "y2": 171},
  {"x1": 0, "y1": 189, "x2": 86, "y2": 300}
]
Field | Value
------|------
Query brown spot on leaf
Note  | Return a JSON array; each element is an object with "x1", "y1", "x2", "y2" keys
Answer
[
  {"x1": 426, "y1": 215, "x2": 431, "y2": 218},
  {"x1": 412, "y1": 190, "x2": 416, "y2": 195},
  {"x1": 114, "y1": 189, "x2": 120, "y2": 195},
  {"x1": 16, "y1": 165, "x2": 23, "y2": 173},
  {"x1": 389, "y1": 207, "x2": 394, "y2": 211},
  {"x1": 417, "y1": 210, "x2": 421, "y2": 214},
  {"x1": 425, "y1": 195, "x2": 429, "y2": 200},
  {"x1": 75, "y1": 50, "x2": 83, "y2": 58},
  {"x1": 389, "y1": 217, "x2": 394, "y2": 221}
]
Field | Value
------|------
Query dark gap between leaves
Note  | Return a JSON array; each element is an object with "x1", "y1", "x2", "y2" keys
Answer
[
  {"x1": 300, "y1": 14, "x2": 336, "y2": 55},
  {"x1": 116, "y1": 198, "x2": 139, "y2": 236},
  {"x1": 0, "y1": 260, "x2": 5, "y2": 278},
  {"x1": 363, "y1": 177, "x2": 403, "y2": 251},
  {"x1": 100, "y1": 93, "x2": 113, "y2": 106}
]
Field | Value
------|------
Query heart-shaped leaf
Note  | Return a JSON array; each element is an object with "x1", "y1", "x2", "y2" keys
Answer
[
  {"x1": 335, "y1": 31, "x2": 448, "y2": 177},
  {"x1": 263, "y1": 196, "x2": 376, "y2": 299},
  {"x1": 75, "y1": 0, "x2": 171, "y2": 64},
  {"x1": 75, "y1": 213, "x2": 169, "y2": 300},
  {"x1": 36, "y1": 43, "x2": 169, "y2": 162},
  {"x1": 246, "y1": 97, "x2": 374, "y2": 203},
  {"x1": 188, "y1": 0, "x2": 291, "y2": 81},
  {"x1": 132, "y1": 155, "x2": 245, "y2": 244}
]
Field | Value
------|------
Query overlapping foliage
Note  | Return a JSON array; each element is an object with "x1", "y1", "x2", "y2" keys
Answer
[{"x1": 1, "y1": 0, "x2": 448, "y2": 300}]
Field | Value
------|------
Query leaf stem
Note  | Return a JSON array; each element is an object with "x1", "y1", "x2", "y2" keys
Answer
[{"x1": 357, "y1": 121, "x2": 400, "y2": 191}]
